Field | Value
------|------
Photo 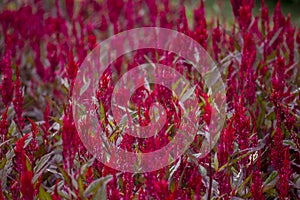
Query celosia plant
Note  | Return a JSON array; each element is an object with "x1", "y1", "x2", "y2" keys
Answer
[{"x1": 0, "y1": 0, "x2": 299, "y2": 199}]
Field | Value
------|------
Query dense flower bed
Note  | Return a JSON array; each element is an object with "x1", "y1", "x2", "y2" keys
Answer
[{"x1": 0, "y1": 0, "x2": 299, "y2": 199}]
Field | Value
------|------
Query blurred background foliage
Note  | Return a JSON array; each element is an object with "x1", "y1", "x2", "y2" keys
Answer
[
  {"x1": 185, "y1": 0, "x2": 300, "y2": 27},
  {"x1": 1, "y1": 0, "x2": 300, "y2": 26}
]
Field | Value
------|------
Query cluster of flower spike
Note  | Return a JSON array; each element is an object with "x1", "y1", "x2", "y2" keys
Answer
[{"x1": 0, "y1": 0, "x2": 299, "y2": 199}]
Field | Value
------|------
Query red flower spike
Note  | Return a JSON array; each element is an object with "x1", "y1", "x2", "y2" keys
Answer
[
  {"x1": 240, "y1": 32, "x2": 257, "y2": 105},
  {"x1": 51, "y1": 181, "x2": 60, "y2": 200},
  {"x1": 0, "y1": 107, "x2": 9, "y2": 144},
  {"x1": 0, "y1": 180, "x2": 4, "y2": 200},
  {"x1": 20, "y1": 169, "x2": 34, "y2": 200},
  {"x1": 62, "y1": 106, "x2": 81, "y2": 169},
  {"x1": 66, "y1": 50, "x2": 78, "y2": 82},
  {"x1": 271, "y1": 123, "x2": 284, "y2": 171},
  {"x1": 42, "y1": 103, "x2": 50, "y2": 141},
  {"x1": 296, "y1": 28, "x2": 300, "y2": 50},
  {"x1": 251, "y1": 152, "x2": 264, "y2": 200},
  {"x1": 285, "y1": 15, "x2": 296, "y2": 69},
  {"x1": 28, "y1": 118, "x2": 38, "y2": 151},
  {"x1": 279, "y1": 147, "x2": 291, "y2": 199},
  {"x1": 13, "y1": 65, "x2": 25, "y2": 130}
]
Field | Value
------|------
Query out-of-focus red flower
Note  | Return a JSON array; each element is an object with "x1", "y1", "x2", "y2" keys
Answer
[
  {"x1": 177, "y1": 6, "x2": 190, "y2": 36},
  {"x1": 88, "y1": 33, "x2": 97, "y2": 50},
  {"x1": 261, "y1": 0, "x2": 270, "y2": 33},
  {"x1": 230, "y1": 0, "x2": 254, "y2": 31},
  {"x1": 46, "y1": 42, "x2": 59, "y2": 81},
  {"x1": 193, "y1": 0, "x2": 207, "y2": 49},
  {"x1": 107, "y1": 0, "x2": 124, "y2": 23},
  {"x1": 1, "y1": 43, "x2": 13, "y2": 106},
  {"x1": 65, "y1": 0, "x2": 74, "y2": 19},
  {"x1": 99, "y1": 15, "x2": 108, "y2": 31},
  {"x1": 212, "y1": 20, "x2": 221, "y2": 60}
]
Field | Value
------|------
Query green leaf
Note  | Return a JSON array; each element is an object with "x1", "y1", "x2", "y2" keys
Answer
[
  {"x1": 8, "y1": 120, "x2": 17, "y2": 137},
  {"x1": 80, "y1": 78, "x2": 91, "y2": 96},
  {"x1": 80, "y1": 157, "x2": 96, "y2": 175},
  {"x1": 236, "y1": 173, "x2": 252, "y2": 194},
  {"x1": 58, "y1": 167, "x2": 71, "y2": 187},
  {"x1": 0, "y1": 157, "x2": 7, "y2": 170},
  {"x1": 180, "y1": 84, "x2": 196, "y2": 103},
  {"x1": 57, "y1": 188, "x2": 71, "y2": 200},
  {"x1": 38, "y1": 186, "x2": 52, "y2": 200},
  {"x1": 168, "y1": 159, "x2": 181, "y2": 184},
  {"x1": 84, "y1": 175, "x2": 112, "y2": 199},
  {"x1": 34, "y1": 152, "x2": 53, "y2": 172},
  {"x1": 78, "y1": 176, "x2": 84, "y2": 198},
  {"x1": 33, "y1": 152, "x2": 53, "y2": 181},
  {"x1": 263, "y1": 171, "x2": 278, "y2": 185},
  {"x1": 213, "y1": 152, "x2": 219, "y2": 171},
  {"x1": 99, "y1": 101, "x2": 106, "y2": 122}
]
